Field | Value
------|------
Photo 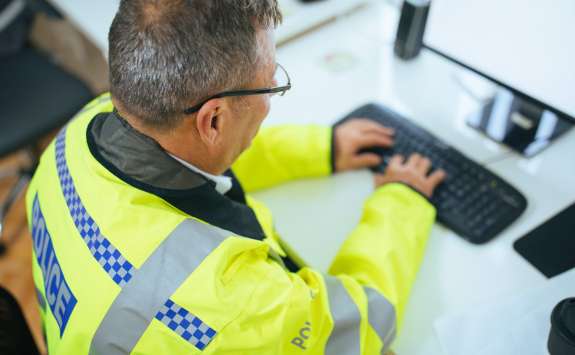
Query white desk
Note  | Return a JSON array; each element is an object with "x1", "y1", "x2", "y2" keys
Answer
[
  {"x1": 47, "y1": 1, "x2": 575, "y2": 354},
  {"x1": 253, "y1": 2, "x2": 575, "y2": 354}
]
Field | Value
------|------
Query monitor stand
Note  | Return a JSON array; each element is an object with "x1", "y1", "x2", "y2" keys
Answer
[{"x1": 467, "y1": 90, "x2": 573, "y2": 157}]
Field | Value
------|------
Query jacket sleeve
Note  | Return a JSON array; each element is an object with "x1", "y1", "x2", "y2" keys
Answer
[
  {"x1": 232, "y1": 124, "x2": 333, "y2": 193},
  {"x1": 328, "y1": 183, "x2": 436, "y2": 329},
  {"x1": 211, "y1": 183, "x2": 435, "y2": 354}
]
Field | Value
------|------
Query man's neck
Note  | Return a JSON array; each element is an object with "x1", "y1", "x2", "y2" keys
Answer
[{"x1": 114, "y1": 103, "x2": 227, "y2": 176}]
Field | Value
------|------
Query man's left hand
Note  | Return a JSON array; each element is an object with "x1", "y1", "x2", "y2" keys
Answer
[{"x1": 334, "y1": 118, "x2": 394, "y2": 172}]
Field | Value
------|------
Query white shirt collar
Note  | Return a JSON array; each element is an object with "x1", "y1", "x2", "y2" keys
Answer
[{"x1": 168, "y1": 154, "x2": 233, "y2": 195}]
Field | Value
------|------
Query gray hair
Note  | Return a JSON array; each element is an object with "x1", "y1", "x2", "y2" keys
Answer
[{"x1": 108, "y1": 0, "x2": 282, "y2": 130}]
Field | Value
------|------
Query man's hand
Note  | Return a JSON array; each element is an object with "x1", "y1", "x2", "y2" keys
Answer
[
  {"x1": 334, "y1": 119, "x2": 395, "y2": 172},
  {"x1": 375, "y1": 153, "x2": 447, "y2": 198}
]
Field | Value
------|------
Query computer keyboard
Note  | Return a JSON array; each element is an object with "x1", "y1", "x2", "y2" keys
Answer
[{"x1": 336, "y1": 103, "x2": 528, "y2": 244}]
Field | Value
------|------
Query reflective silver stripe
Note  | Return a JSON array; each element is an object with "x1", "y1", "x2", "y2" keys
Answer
[
  {"x1": 0, "y1": 0, "x2": 25, "y2": 32},
  {"x1": 89, "y1": 219, "x2": 228, "y2": 355},
  {"x1": 325, "y1": 275, "x2": 361, "y2": 355},
  {"x1": 364, "y1": 287, "x2": 397, "y2": 354}
]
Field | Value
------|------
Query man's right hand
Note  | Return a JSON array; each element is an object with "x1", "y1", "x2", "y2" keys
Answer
[{"x1": 374, "y1": 153, "x2": 446, "y2": 198}]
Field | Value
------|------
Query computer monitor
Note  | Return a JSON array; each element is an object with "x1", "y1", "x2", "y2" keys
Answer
[{"x1": 423, "y1": 0, "x2": 575, "y2": 156}]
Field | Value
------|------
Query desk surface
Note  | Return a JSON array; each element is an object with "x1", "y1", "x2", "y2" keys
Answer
[
  {"x1": 255, "y1": 2, "x2": 575, "y2": 354},
  {"x1": 48, "y1": 1, "x2": 575, "y2": 354}
]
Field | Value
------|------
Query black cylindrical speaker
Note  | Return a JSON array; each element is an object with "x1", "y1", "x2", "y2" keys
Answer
[
  {"x1": 394, "y1": 0, "x2": 431, "y2": 60},
  {"x1": 548, "y1": 298, "x2": 575, "y2": 355}
]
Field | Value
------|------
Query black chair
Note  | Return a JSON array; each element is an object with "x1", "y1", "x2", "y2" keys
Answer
[
  {"x1": 0, "y1": 44, "x2": 93, "y2": 247},
  {"x1": 0, "y1": 286, "x2": 40, "y2": 355}
]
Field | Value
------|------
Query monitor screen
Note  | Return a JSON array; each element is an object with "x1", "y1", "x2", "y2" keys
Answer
[{"x1": 424, "y1": 0, "x2": 575, "y2": 122}]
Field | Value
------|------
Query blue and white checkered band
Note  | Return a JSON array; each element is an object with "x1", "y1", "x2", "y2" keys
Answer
[
  {"x1": 56, "y1": 128, "x2": 217, "y2": 349},
  {"x1": 155, "y1": 299, "x2": 217, "y2": 350},
  {"x1": 55, "y1": 129, "x2": 135, "y2": 287}
]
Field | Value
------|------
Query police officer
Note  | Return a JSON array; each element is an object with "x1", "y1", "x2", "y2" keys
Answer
[{"x1": 26, "y1": 0, "x2": 445, "y2": 353}]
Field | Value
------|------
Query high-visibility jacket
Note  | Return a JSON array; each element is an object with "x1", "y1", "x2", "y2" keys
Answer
[{"x1": 26, "y1": 93, "x2": 435, "y2": 354}]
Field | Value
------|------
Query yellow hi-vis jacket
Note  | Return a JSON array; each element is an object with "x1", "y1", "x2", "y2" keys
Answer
[{"x1": 26, "y1": 94, "x2": 435, "y2": 355}]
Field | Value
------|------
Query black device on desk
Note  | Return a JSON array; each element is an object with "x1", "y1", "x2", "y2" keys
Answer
[
  {"x1": 514, "y1": 202, "x2": 575, "y2": 278},
  {"x1": 336, "y1": 103, "x2": 528, "y2": 244}
]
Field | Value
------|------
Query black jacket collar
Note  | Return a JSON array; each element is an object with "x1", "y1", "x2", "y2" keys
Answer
[{"x1": 86, "y1": 111, "x2": 266, "y2": 241}]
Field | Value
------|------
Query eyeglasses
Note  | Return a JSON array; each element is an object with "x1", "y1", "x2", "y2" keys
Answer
[{"x1": 183, "y1": 62, "x2": 292, "y2": 115}]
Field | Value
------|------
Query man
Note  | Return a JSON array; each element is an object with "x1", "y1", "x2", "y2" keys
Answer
[{"x1": 26, "y1": 0, "x2": 445, "y2": 354}]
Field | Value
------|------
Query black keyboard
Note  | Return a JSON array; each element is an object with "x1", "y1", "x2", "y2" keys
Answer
[{"x1": 336, "y1": 103, "x2": 528, "y2": 244}]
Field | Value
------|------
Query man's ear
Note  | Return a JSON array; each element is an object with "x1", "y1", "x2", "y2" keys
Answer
[{"x1": 195, "y1": 98, "x2": 225, "y2": 146}]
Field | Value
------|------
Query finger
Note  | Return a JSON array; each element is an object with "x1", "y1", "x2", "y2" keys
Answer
[
  {"x1": 356, "y1": 119, "x2": 395, "y2": 136},
  {"x1": 428, "y1": 169, "x2": 447, "y2": 186},
  {"x1": 350, "y1": 153, "x2": 382, "y2": 169},
  {"x1": 389, "y1": 154, "x2": 404, "y2": 167},
  {"x1": 407, "y1": 153, "x2": 422, "y2": 167},
  {"x1": 417, "y1": 157, "x2": 432, "y2": 174},
  {"x1": 348, "y1": 118, "x2": 395, "y2": 135},
  {"x1": 355, "y1": 133, "x2": 394, "y2": 149}
]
